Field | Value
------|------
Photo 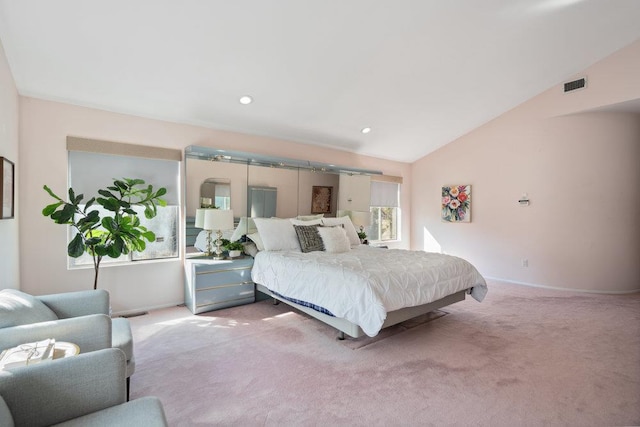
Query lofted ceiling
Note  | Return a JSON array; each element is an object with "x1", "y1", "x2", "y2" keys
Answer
[{"x1": 1, "y1": 1, "x2": 639, "y2": 163}]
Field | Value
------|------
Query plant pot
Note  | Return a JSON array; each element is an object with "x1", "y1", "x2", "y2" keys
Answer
[{"x1": 228, "y1": 250, "x2": 242, "y2": 258}]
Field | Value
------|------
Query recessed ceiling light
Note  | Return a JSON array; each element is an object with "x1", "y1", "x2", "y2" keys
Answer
[
  {"x1": 239, "y1": 95, "x2": 253, "y2": 105},
  {"x1": 361, "y1": 127, "x2": 371, "y2": 134}
]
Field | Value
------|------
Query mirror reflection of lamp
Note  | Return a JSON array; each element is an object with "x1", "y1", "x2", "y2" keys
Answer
[
  {"x1": 351, "y1": 211, "x2": 371, "y2": 244},
  {"x1": 195, "y1": 208, "x2": 234, "y2": 258}
]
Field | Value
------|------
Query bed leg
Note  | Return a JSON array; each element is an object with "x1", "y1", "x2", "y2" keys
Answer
[
  {"x1": 272, "y1": 298, "x2": 279, "y2": 305},
  {"x1": 337, "y1": 331, "x2": 345, "y2": 340}
]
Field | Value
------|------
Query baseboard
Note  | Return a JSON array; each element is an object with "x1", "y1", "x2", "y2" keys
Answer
[
  {"x1": 112, "y1": 301, "x2": 185, "y2": 317},
  {"x1": 484, "y1": 276, "x2": 640, "y2": 295}
]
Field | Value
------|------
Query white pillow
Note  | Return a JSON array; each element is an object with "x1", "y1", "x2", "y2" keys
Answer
[
  {"x1": 289, "y1": 218, "x2": 323, "y2": 226},
  {"x1": 253, "y1": 218, "x2": 301, "y2": 252},
  {"x1": 317, "y1": 226, "x2": 351, "y2": 254},
  {"x1": 230, "y1": 217, "x2": 258, "y2": 242},
  {"x1": 246, "y1": 232, "x2": 265, "y2": 251},
  {"x1": 321, "y1": 216, "x2": 361, "y2": 247},
  {"x1": 194, "y1": 230, "x2": 207, "y2": 252}
]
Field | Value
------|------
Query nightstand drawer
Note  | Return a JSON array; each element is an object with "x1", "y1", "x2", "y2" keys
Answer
[
  {"x1": 195, "y1": 282, "x2": 255, "y2": 312},
  {"x1": 194, "y1": 266, "x2": 252, "y2": 290},
  {"x1": 184, "y1": 257, "x2": 255, "y2": 314}
]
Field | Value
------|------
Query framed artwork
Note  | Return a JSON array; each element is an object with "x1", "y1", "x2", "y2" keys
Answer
[
  {"x1": 311, "y1": 186, "x2": 333, "y2": 214},
  {"x1": 442, "y1": 185, "x2": 471, "y2": 223},
  {"x1": 1, "y1": 157, "x2": 15, "y2": 220}
]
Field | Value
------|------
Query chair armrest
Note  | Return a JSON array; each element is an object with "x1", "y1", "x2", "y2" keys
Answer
[
  {"x1": 0, "y1": 348, "x2": 126, "y2": 427},
  {"x1": 0, "y1": 314, "x2": 112, "y2": 354},
  {"x1": 37, "y1": 289, "x2": 110, "y2": 318}
]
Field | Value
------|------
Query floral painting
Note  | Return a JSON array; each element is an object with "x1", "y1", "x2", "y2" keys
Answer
[{"x1": 442, "y1": 185, "x2": 471, "y2": 223}]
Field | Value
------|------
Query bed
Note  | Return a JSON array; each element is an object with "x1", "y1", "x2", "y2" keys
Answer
[{"x1": 251, "y1": 239, "x2": 487, "y2": 339}]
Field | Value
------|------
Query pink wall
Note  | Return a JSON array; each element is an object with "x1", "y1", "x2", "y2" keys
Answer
[
  {"x1": 411, "y1": 40, "x2": 640, "y2": 293},
  {"x1": 18, "y1": 97, "x2": 410, "y2": 312},
  {"x1": 0, "y1": 38, "x2": 19, "y2": 290}
]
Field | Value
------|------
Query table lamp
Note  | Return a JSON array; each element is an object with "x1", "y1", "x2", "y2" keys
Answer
[{"x1": 203, "y1": 209, "x2": 235, "y2": 259}]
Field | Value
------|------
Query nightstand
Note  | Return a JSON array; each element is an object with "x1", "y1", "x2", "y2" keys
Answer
[{"x1": 184, "y1": 257, "x2": 254, "y2": 314}]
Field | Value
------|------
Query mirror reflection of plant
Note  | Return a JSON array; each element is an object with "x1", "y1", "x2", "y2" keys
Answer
[{"x1": 43, "y1": 178, "x2": 167, "y2": 290}]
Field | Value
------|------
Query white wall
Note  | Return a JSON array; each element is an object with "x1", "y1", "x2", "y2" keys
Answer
[
  {"x1": 411, "y1": 40, "x2": 640, "y2": 293},
  {"x1": 0, "y1": 38, "x2": 19, "y2": 290},
  {"x1": 18, "y1": 97, "x2": 411, "y2": 313}
]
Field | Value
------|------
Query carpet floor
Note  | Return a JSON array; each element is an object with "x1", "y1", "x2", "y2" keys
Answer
[{"x1": 128, "y1": 281, "x2": 640, "y2": 426}]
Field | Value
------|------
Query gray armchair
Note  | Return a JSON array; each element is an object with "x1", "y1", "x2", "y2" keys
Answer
[
  {"x1": 0, "y1": 348, "x2": 168, "y2": 426},
  {"x1": 0, "y1": 289, "x2": 135, "y2": 399}
]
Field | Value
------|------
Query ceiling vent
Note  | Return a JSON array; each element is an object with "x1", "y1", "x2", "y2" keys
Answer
[{"x1": 563, "y1": 77, "x2": 587, "y2": 93}]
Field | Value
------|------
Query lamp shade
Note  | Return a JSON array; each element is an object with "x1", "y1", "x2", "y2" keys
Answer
[
  {"x1": 351, "y1": 210, "x2": 371, "y2": 228},
  {"x1": 195, "y1": 208, "x2": 207, "y2": 228},
  {"x1": 203, "y1": 209, "x2": 234, "y2": 231}
]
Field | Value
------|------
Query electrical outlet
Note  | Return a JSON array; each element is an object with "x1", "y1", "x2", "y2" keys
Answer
[{"x1": 521, "y1": 259, "x2": 529, "y2": 267}]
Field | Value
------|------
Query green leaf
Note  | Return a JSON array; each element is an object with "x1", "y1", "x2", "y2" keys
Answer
[
  {"x1": 142, "y1": 231, "x2": 156, "y2": 241},
  {"x1": 113, "y1": 180, "x2": 128, "y2": 192},
  {"x1": 42, "y1": 202, "x2": 63, "y2": 216},
  {"x1": 144, "y1": 207, "x2": 154, "y2": 219},
  {"x1": 155, "y1": 187, "x2": 167, "y2": 197},
  {"x1": 43, "y1": 185, "x2": 63, "y2": 201},
  {"x1": 85, "y1": 236, "x2": 101, "y2": 246},
  {"x1": 135, "y1": 240, "x2": 146, "y2": 251},
  {"x1": 99, "y1": 197, "x2": 120, "y2": 212},
  {"x1": 106, "y1": 244, "x2": 121, "y2": 258},
  {"x1": 84, "y1": 197, "x2": 96, "y2": 211},
  {"x1": 52, "y1": 203, "x2": 76, "y2": 224},
  {"x1": 95, "y1": 245, "x2": 109, "y2": 256},
  {"x1": 102, "y1": 216, "x2": 116, "y2": 232},
  {"x1": 67, "y1": 234, "x2": 85, "y2": 258},
  {"x1": 97, "y1": 189, "x2": 117, "y2": 199},
  {"x1": 113, "y1": 237, "x2": 124, "y2": 254}
]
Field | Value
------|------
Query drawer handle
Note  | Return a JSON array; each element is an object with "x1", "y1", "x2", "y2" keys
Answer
[{"x1": 197, "y1": 282, "x2": 254, "y2": 292}]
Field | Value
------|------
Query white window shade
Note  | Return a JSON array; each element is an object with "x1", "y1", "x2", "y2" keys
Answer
[
  {"x1": 370, "y1": 181, "x2": 399, "y2": 207},
  {"x1": 66, "y1": 137, "x2": 181, "y2": 266},
  {"x1": 68, "y1": 151, "x2": 180, "y2": 205}
]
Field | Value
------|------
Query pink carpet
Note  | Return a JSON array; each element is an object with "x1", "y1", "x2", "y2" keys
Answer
[{"x1": 128, "y1": 281, "x2": 640, "y2": 426}]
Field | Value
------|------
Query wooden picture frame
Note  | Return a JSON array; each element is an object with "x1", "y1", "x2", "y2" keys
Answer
[
  {"x1": 311, "y1": 186, "x2": 333, "y2": 214},
  {"x1": 0, "y1": 157, "x2": 15, "y2": 220}
]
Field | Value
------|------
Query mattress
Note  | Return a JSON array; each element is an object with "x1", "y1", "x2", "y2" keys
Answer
[{"x1": 251, "y1": 246, "x2": 487, "y2": 336}]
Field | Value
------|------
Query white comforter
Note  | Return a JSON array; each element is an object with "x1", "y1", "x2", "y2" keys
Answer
[{"x1": 251, "y1": 246, "x2": 487, "y2": 337}]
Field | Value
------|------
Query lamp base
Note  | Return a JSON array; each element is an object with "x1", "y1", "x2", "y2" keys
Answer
[{"x1": 212, "y1": 230, "x2": 225, "y2": 260}]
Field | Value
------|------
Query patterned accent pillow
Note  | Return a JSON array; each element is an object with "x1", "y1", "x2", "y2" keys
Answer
[{"x1": 294, "y1": 225, "x2": 325, "y2": 253}]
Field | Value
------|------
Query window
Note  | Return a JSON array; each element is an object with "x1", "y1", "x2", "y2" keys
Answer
[
  {"x1": 368, "y1": 180, "x2": 400, "y2": 242},
  {"x1": 66, "y1": 137, "x2": 181, "y2": 268}
]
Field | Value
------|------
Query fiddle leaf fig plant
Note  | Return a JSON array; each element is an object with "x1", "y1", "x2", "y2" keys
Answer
[{"x1": 43, "y1": 178, "x2": 167, "y2": 290}]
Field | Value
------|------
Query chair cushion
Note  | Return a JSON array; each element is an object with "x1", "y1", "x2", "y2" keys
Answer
[
  {"x1": 0, "y1": 396, "x2": 15, "y2": 427},
  {"x1": 0, "y1": 289, "x2": 58, "y2": 328}
]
